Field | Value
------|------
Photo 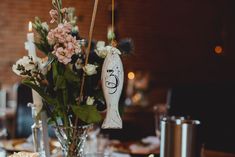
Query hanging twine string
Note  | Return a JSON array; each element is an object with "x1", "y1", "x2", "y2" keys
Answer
[{"x1": 112, "y1": 0, "x2": 115, "y2": 42}]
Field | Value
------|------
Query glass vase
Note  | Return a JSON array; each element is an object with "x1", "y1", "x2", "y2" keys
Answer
[
  {"x1": 54, "y1": 124, "x2": 92, "y2": 157},
  {"x1": 31, "y1": 121, "x2": 46, "y2": 157}
]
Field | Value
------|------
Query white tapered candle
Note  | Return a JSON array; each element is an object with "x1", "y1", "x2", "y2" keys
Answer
[{"x1": 26, "y1": 21, "x2": 37, "y2": 61}]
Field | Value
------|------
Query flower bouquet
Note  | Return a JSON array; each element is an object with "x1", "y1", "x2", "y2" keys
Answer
[{"x1": 12, "y1": 0, "x2": 133, "y2": 156}]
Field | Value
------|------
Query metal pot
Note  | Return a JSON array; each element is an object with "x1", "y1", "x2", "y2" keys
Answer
[{"x1": 160, "y1": 116, "x2": 201, "y2": 157}]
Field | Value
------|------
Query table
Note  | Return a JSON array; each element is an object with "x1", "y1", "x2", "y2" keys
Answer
[{"x1": 0, "y1": 138, "x2": 160, "y2": 157}]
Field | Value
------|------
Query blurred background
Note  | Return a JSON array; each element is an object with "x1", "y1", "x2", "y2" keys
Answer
[
  {"x1": 1, "y1": 0, "x2": 235, "y2": 87},
  {"x1": 1, "y1": 0, "x2": 235, "y2": 156}
]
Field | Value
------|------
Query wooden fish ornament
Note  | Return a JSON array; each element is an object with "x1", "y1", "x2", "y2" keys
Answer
[{"x1": 101, "y1": 46, "x2": 124, "y2": 129}]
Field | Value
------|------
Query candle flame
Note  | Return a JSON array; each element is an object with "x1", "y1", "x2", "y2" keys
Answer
[{"x1": 28, "y1": 21, "x2": 33, "y2": 32}]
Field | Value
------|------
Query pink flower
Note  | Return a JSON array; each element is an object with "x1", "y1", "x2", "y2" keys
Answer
[
  {"x1": 63, "y1": 22, "x2": 73, "y2": 33},
  {"x1": 67, "y1": 42, "x2": 73, "y2": 50},
  {"x1": 53, "y1": 46, "x2": 72, "y2": 64},
  {"x1": 47, "y1": 23, "x2": 72, "y2": 44},
  {"x1": 65, "y1": 35, "x2": 81, "y2": 54},
  {"x1": 49, "y1": 9, "x2": 58, "y2": 23},
  {"x1": 47, "y1": 31, "x2": 55, "y2": 45},
  {"x1": 60, "y1": 8, "x2": 67, "y2": 14},
  {"x1": 48, "y1": 23, "x2": 81, "y2": 64}
]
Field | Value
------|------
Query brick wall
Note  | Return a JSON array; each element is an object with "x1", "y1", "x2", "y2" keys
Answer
[
  {"x1": 1, "y1": 0, "x2": 235, "y2": 88},
  {"x1": 0, "y1": 0, "x2": 110, "y2": 85}
]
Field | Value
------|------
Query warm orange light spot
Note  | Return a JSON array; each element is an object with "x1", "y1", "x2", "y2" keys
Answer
[
  {"x1": 128, "y1": 72, "x2": 135, "y2": 80},
  {"x1": 28, "y1": 21, "x2": 32, "y2": 32},
  {"x1": 214, "y1": 45, "x2": 223, "y2": 54}
]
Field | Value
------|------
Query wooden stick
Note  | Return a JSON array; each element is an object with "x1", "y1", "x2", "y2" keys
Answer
[
  {"x1": 69, "y1": 1, "x2": 99, "y2": 153},
  {"x1": 75, "y1": 0, "x2": 99, "y2": 126},
  {"x1": 85, "y1": 0, "x2": 99, "y2": 65},
  {"x1": 78, "y1": 0, "x2": 99, "y2": 102}
]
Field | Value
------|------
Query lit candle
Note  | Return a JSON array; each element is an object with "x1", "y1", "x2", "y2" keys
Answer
[
  {"x1": 127, "y1": 72, "x2": 135, "y2": 96},
  {"x1": 25, "y1": 22, "x2": 43, "y2": 115},
  {"x1": 25, "y1": 21, "x2": 37, "y2": 61}
]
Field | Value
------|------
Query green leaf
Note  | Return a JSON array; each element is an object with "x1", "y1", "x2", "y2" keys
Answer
[
  {"x1": 47, "y1": 53, "x2": 55, "y2": 65},
  {"x1": 62, "y1": 88, "x2": 68, "y2": 107},
  {"x1": 54, "y1": 105, "x2": 65, "y2": 117},
  {"x1": 34, "y1": 42, "x2": 52, "y2": 55},
  {"x1": 52, "y1": 61, "x2": 58, "y2": 85},
  {"x1": 22, "y1": 79, "x2": 57, "y2": 105},
  {"x1": 72, "y1": 105, "x2": 102, "y2": 124},
  {"x1": 47, "y1": 118, "x2": 55, "y2": 125},
  {"x1": 34, "y1": 42, "x2": 49, "y2": 55},
  {"x1": 33, "y1": 17, "x2": 52, "y2": 55},
  {"x1": 64, "y1": 66, "x2": 80, "y2": 83},
  {"x1": 55, "y1": 75, "x2": 66, "y2": 89}
]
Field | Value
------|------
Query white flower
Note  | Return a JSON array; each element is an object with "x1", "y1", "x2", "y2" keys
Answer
[
  {"x1": 12, "y1": 56, "x2": 36, "y2": 77},
  {"x1": 107, "y1": 46, "x2": 121, "y2": 55},
  {"x1": 95, "y1": 44, "x2": 121, "y2": 58},
  {"x1": 9, "y1": 152, "x2": 39, "y2": 157},
  {"x1": 38, "y1": 57, "x2": 51, "y2": 75},
  {"x1": 72, "y1": 26, "x2": 79, "y2": 33},
  {"x1": 78, "y1": 39, "x2": 86, "y2": 46},
  {"x1": 86, "y1": 96, "x2": 95, "y2": 105},
  {"x1": 83, "y1": 64, "x2": 98, "y2": 76},
  {"x1": 41, "y1": 22, "x2": 49, "y2": 31},
  {"x1": 96, "y1": 47, "x2": 109, "y2": 58},
  {"x1": 75, "y1": 58, "x2": 83, "y2": 69},
  {"x1": 97, "y1": 41, "x2": 105, "y2": 48},
  {"x1": 19, "y1": 56, "x2": 35, "y2": 71},
  {"x1": 95, "y1": 41, "x2": 107, "y2": 58}
]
